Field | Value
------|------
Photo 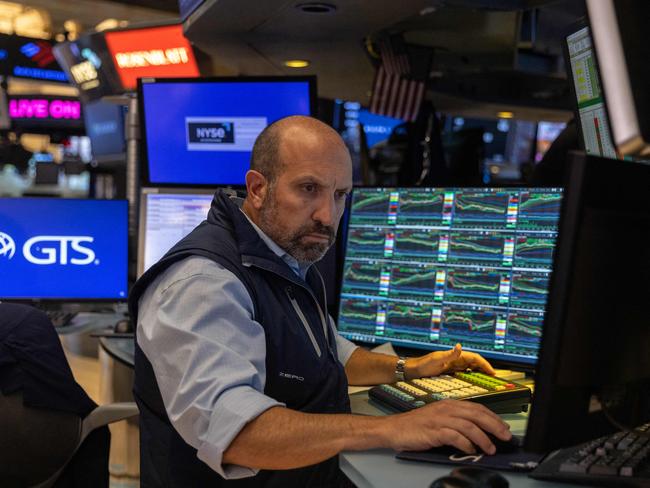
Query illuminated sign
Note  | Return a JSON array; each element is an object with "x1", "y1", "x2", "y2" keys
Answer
[
  {"x1": 104, "y1": 24, "x2": 199, "y2": 90},
  {"x1": 0, "y1": 35, "x2": 68, "y2": 82},
  {"x1": 9, "y1": 98, "x2": 81, "y2": 120},
  {"x1": 115, "y1": 47, "x2": 190, "y2": 68}
]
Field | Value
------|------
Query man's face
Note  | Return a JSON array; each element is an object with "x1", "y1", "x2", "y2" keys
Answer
[{"x1": 257, "y1": 133, "x2": 352, "y2": 264}]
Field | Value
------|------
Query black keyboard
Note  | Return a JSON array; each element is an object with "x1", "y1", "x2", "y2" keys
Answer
[
  {"x1": 531, "y1": 423, "x2": 650, "y2": 487},
  {"x1": 368, "y1": 371, "x2": 532, "y2": 414},
  {"x1": 45, "y1": 310, "x2": 77, "y2": 328}
]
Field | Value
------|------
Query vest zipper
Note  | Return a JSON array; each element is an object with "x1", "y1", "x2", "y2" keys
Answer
[{"x1": 285, "y1": 287, "x2": 322, "y2": 358}]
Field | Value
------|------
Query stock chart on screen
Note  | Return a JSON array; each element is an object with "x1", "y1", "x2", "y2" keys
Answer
[{"x1": 337, "y1": 187, "x2": 563, "y2": 365}]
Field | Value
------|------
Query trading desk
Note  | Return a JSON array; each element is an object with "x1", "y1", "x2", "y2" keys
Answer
[{"x1": 342, "y1": 393, "x2": 580, "y2": 488}]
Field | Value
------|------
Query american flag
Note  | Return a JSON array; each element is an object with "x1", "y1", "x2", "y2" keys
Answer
[{"x1": 369, "y1": 38, "x2": 426, "y2": 122}]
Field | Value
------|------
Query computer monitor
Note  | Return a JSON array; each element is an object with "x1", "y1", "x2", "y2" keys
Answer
[
  {"x1": 564, "y1": 22, "x2": 618, "y2": 160},
  {"x1": 337, "y1": 186, "x2": 563, "y2": 366},
  {"x1": 137, "y1": 188, "x2": 214, "y2": 276},
  {"x1": 586, "y1": 0, "x2": 650, "y2": 158},
  {"x1": 0, "y1": 198, "x2": 128, "y2": 300},
  {"x1": 525, "y1": 153, "x2": 650, "y2": 453},
  {"x1": 83, "y1": 99, "x2": 126, "y2": 163},
  {"x1": 138, "y1": 76, "x2": 316, "y2": 187}
]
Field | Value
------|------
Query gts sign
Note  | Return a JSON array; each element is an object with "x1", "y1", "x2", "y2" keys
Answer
[{"x1": 0, "y1": 233, "x2": 97, "y2": 265}]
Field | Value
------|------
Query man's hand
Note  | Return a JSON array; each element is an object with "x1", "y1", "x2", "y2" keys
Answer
[
  {"x1": 405, "y1": 343, "x2": 495, "y2": 379},
  {"x1": 384, "y1": 399, "x2": 511, "y2": 454}
]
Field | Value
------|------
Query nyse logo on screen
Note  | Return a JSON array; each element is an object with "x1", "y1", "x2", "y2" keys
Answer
[
  {"x1": 0, "y1": 232, "x2": 97, "y2": 265},
  {"x1": 187, "y1": 122, "x2": 234, "y2": 144}
]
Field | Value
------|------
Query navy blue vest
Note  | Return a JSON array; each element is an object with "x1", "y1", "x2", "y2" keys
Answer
[{"x1": 129, "y1": 190, "x2": 351, "y2": 487}]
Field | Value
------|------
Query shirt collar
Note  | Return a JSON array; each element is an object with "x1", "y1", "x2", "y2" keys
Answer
[{"x1": 239, "y1": 209, "x2": 311, "y2": 280}]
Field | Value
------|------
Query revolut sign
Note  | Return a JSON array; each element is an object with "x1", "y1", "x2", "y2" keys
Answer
[
  {"x1": 186, "y1": 117, "x2": 267, "y2": 151},
  {"x1": 0, "y1": 232, "x2": 95, "y2": 265},
  {"x1": 104, "y1": 24, "x2": 199, "y2": 90}
]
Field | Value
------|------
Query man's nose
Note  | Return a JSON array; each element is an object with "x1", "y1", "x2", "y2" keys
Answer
[{"x1": 312, "y1": 193, "x2": 336, "y2": 227}]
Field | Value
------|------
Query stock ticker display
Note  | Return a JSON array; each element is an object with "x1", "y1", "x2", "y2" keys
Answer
[{"x1": 337, "y1": 187, "x2": 563, "y2": 364}]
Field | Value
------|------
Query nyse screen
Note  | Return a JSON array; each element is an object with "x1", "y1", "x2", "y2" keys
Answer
[
  {"x1": 338, "y1": 187, "x2": 563, "y2": 365},
  {"x1": 0, "y1": 198, "x2": 128, "y2": 299},
  {"x1": 139, "y1": 78, "x2": 314, "y2": 186}
]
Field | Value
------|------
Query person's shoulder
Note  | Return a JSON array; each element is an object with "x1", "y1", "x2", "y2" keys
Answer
[{"x1": 155, "y1": 256, "x2": 241, "y2": 293}]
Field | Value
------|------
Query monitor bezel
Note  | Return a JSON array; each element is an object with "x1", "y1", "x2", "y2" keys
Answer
[
  {"x1": 137, "y1": 187, "x2": 217, "y2": 278},
  {"x1": 0, "y1": 197, "x2": 129, "y2": 302},
  {"x1": 336, "y1": 184, "x2": 563, "y2": 370},
  {"x1": 137, "y1": 75, "x2": 318, "y2": 189}
]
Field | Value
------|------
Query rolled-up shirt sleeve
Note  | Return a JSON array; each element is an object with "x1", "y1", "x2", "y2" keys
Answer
[
  {"x1": 137, "y1": 257, "x2": 284, "y2": 479},
  {"x1": 329, "y1": 315, "x2": 358, "y2": 366}
]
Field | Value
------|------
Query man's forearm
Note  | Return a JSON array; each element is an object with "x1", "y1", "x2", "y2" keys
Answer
[
  {"x1": 223, "y1": 399, "x2": 513, "y2": 471},
  {"x1": 344, "y1": 347, "x2": 419, "y2": 385},
  {"x1": 223, "y1": 406, "x2": 388, "y2": 470}
]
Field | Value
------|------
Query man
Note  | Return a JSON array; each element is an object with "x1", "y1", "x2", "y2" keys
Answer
[{"x1": 130, "y1": 116, "x2": 511, "y2": 487}]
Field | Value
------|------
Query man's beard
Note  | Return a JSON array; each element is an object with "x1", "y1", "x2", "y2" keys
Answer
[{"x1": 258, "y1": 193, "x2": 336, "y2": 265}]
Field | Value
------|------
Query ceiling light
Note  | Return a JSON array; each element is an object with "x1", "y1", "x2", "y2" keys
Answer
[
  {"x1": 284, "y1": 59, "x2": 310, "y2": 68},
  {"x1": 295, "y1": 2, "x2": 337, "y2": 14},
  {"x1": 497, "y1": 111, "x2": 514, "y2": 119}
]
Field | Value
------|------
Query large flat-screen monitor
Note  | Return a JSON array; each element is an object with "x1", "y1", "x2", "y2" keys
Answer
[
  {"x1": 526, "y1": 153, "x2": 650, "y2": 453},
  {"x1": 138, "y1": 76, "x2": 316, "y2": 186},
  {"x1": 0, "y1": 198, "x2": 128, "y2": 300},
  {"x1": 337, "y1": 186, "x2": 563, "y2": 366},
  {"x1": 565, "y1": 23, "x2": 618, "y2": 160},
  {"x1": 137, "y1": 188, "x2": 214, "y2": 276},
  {"x1": 586, "y1": 0, "x2": 650, "y2": 158},
  {"x1": 83, "y1": 99, "x2": 126, "y2": 162}
]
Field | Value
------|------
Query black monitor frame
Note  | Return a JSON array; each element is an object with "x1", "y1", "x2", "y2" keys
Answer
[
  {"x1": 525, "y1": 152, "x2": 650, "y2": 453},
  {"x1": 137, "y1": 75, "x2": 318, "y2": 189}
]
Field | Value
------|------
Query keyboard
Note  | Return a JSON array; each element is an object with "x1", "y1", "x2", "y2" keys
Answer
[
  {"x1": 368, "y1": 371, "x2": 532, "y2": 414},
  {"x1": 45, "y1": 310, "x2": 77, "y2": 328},
  {"x1": 531, "y1": 423, "x2": 650, "y2": 486}
]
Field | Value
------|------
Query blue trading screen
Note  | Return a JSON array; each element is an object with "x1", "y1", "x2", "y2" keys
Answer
[
  {"x1": 0, "y1": 198, "x2": 128, "y2": 299},
  {"x1": 337, "y1": 187, "x2": 563, "y2": 365},
  {"x1": 141, "y1": 80, "x2": 313, "y2": 185}
]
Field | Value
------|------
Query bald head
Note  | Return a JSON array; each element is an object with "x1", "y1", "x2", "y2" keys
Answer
[{"x1": 250, "y1": 115, "x2": 347, "y2": 185}]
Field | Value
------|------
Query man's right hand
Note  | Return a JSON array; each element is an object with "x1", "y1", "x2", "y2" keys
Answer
[{"x1": 382, "y1": 399, "x2": 512, "y2": 455}]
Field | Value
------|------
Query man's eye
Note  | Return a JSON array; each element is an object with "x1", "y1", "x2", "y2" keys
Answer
[
  {"x1": 303, "y1": 184, "x2": 316, "y2": 193},
  {"x1": 335, "y1": 191, "x2": 349, "y2": 200}
]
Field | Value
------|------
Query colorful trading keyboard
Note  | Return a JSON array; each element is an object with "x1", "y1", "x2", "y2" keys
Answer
[{"x1": 368, "y1": 371, "x2": 532, "y2": 414}]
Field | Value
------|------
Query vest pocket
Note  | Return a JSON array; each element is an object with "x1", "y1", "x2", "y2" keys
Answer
[{"x1": 285, "y1": 287, "x2": 322, "y2": 358}]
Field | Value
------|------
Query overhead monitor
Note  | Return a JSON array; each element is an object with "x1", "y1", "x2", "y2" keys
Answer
[
  {"x1": 565, "y1": 23, "x2": 618, "y2": 159},
  {"x1": 137, "y1": 188, "x2": 214, "y2": 276},
  {"x1": 104, "y1": 24, "x2": 199, "y2": 91},
  {"x1": 586, "y1": 0, "x2": 650, "y2": 158},
  {"x1": 83, "y1": 99, "x2": 126, "y2": 162},
  {"x1": 0, "y1": 198, "x2": 128, "y2": 300},
  {"x1": 53, "y1": 31, "x2": 123, "y2": 103},
  {"x1": 526, "y1": 153, "x2": 650, "y2": 453},
  {"x1": 0, "y1": 34, "x2": 68, "y2": 83},
  {"x1": 357, "y1": 108, "x2": 404, "y2": 150},
  {"x1": 337, "y1": 186, "x2": 563, "y2": 366},
  {"x1": 138, "y1": 76, "x2": 316, "y2": 186}
]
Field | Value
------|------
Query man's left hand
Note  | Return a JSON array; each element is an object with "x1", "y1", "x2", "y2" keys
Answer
[{"x1": 405, "y1": 343, "x2": 495, "y2": 379}]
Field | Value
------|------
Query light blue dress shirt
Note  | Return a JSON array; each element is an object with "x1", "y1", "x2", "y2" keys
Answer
[{"x1": 137, "y1": 212, "x2": 358, "y2": 479}]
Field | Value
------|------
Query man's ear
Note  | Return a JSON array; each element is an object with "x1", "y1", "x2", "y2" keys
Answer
[{"x1": 245, "y1": 170, "x2": 268, "y2": 210}]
